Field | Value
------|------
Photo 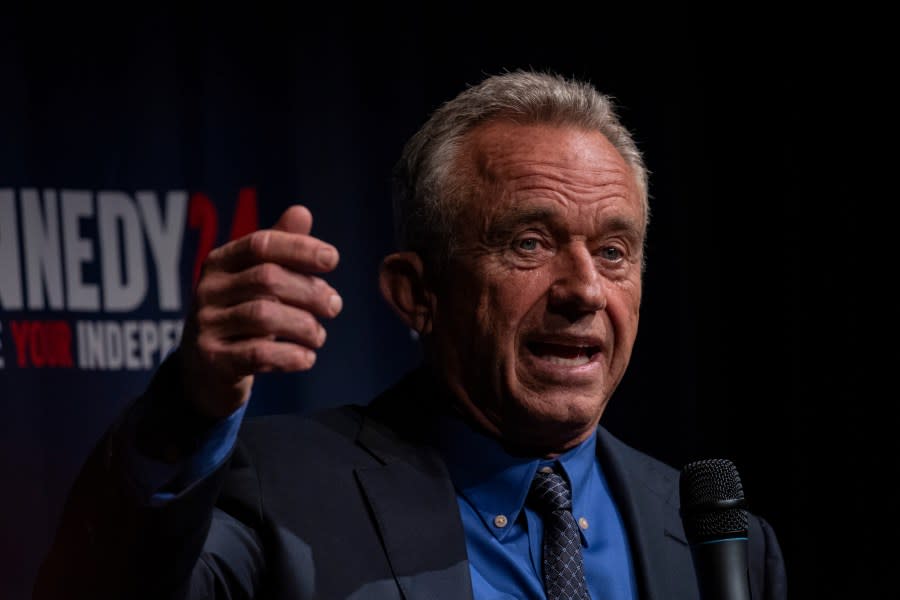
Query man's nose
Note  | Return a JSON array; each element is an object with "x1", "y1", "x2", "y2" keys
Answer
[{"x1": 547, "y1": 244, "x2": 606, "y2": 320}]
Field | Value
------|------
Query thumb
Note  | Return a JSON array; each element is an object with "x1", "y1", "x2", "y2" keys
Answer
[{"x1": 273, "y1": 204, "x2": 313, "y2": 235}]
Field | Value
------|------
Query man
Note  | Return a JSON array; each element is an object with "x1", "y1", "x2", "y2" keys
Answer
[{"x1": 35, "y1": 70, "x2": 787, "y2": 599}]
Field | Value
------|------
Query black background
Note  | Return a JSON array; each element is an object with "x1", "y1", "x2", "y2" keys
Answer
[{"x1": 1, "y1": 5, "x2": 895, "y2": 598}]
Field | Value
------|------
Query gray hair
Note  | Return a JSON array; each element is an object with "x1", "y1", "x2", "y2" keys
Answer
[{"x1": 391, "y1": 69, "x2": 649, "y2": 271}]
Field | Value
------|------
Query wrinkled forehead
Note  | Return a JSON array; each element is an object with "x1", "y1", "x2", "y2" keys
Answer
[{"x1": 456, "y1": 121, "x2": 646, "y2": 228}]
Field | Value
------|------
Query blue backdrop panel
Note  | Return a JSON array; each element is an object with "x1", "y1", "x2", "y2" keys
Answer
[{"x1": 0, "y1": 10, "x2": 430, "y2": 597}]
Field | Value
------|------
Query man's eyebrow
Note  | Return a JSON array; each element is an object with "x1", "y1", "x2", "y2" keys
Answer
[
  {"x1": 604, "y1": 216, "x2": 644, "y2": 237},
  {"x1": 488, "y1": 209, "x2": 644, "y2": 239},
  {"x1": 488, "y1": 207, "x2": 558, "y2": 235}
]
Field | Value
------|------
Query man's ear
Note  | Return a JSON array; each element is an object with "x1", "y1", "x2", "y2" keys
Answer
[{"x1": 379, "y1": 252, "x2": 435, "y2": 335}]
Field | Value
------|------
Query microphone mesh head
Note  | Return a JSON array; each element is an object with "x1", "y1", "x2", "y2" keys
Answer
[{"x1": 679, "y1": 458, "x2": 749, "y2": 542}]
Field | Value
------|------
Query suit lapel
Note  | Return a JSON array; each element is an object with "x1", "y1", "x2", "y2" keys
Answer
[
  {"x1": 351, "y1": 368, "x2": 694, "y2": 600},
  {"x1": 597, "y1": 428, "x2": 692, "y2": 600},
  {"x1": 354, "y1": 390, "x2": 473, "y2": 600}
]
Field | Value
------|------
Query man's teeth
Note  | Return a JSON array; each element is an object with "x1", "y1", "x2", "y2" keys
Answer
[
  {"x1": 528, "y1": 342, "x2": 597, "y2": 366},
  {"x1": 542, "y1": 354, "x2": 591, "y2": 366}
]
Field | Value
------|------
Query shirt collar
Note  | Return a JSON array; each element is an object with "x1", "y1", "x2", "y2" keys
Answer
[{"x1": 430, "y1": 413, "x2": 598, "y2": 542}]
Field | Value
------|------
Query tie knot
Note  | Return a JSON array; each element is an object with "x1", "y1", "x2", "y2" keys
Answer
[{"x1": 528, "y1": 468, "x2": 572, "y2": 514}]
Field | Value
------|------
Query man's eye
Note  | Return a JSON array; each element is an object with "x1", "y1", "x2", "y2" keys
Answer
[
  {"x1": 516, "y1": 238, "x2": 541, "y2": 251},
  {"x1": 600, "y1": 246, "x2": 624, "y2": 261}
]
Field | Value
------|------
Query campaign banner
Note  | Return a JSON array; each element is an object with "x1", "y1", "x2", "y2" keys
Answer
[{"x1": 0, "y1": 186, "x2": 259, "y2": 373}]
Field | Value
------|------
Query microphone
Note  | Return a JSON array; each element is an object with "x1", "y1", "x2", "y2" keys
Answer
[{"x1": 679, "y1": 458, "x2": 751, "y2": 600}]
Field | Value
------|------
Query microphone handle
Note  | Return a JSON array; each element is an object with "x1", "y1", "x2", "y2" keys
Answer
[{"x1": 690, "y1": 537, "x2": 751, "y2": 600}]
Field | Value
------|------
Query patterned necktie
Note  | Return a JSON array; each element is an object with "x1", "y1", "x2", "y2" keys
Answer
[{"x1": 528, "y1": 467, "x2": 591, "y2": 600}]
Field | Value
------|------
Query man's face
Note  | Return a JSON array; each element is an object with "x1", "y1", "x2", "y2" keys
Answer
[{"x1": 429, "y1": 121, "x2": 645, "y2": 455}]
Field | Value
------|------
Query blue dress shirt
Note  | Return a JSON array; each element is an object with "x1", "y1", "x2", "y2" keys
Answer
[
  {"x1": 128, "y1": 398, "x2": 247, "y2": 505},
  {"x1": 431, "y1": 414, "x2": 638, "y2": 600}
]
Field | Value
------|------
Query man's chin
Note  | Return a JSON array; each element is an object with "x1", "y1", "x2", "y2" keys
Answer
[
  {"x1": 501, "y1": 390, "x2": 605, "y2": 453},
  {"x1": 511, "y1": 376, "x2": 609, "y2": 416}
]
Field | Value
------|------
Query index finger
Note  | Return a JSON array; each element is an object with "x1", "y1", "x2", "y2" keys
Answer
[{"x1": 210, "y1": 229, "x2": 340, "y2": 274}]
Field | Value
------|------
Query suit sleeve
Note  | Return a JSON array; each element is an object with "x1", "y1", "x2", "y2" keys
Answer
[
  {"x1": 32, "y1": 352, "x2": 267, "y2": 600},
  {"x1": 748, "y1": 514, "x2": 788, "y2": 600}
]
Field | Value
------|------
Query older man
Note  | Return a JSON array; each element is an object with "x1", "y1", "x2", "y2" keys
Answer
[{"x1": 35, "y1": 71, "x2": 786, "y2": 599}]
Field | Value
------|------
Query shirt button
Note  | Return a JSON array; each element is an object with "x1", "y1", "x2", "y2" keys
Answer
[
  {"x1": 494, "y1": 514, "x2": 509, "y2": 528},
  {"x1": 578, "y1": 517, "x2": 589, "y2": 530}
]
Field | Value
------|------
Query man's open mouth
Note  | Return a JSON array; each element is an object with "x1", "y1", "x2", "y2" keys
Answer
[{"x1": 526, "y1": 341, "x2": 602, "y2": 367}]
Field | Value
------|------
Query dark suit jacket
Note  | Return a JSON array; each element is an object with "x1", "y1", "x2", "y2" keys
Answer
[{"x1": 35, "y1": 365, "x2": 787, "y2": 599}]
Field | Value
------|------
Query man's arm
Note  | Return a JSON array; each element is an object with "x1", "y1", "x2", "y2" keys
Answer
[
  {"x1": 748, "y1": 514, "x2": 788, "y2": 600},
  {"x1": 32, "y1": 353, "x2": 256, "y2": 599},
  {"x1": 34, "y1": 205, "x2": 342, "y2": 599}
]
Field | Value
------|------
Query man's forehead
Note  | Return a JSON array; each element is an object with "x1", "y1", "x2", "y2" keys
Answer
[
  {"x1": 463, "y1": 123, "x2": 634, "y2": 196},
  {"x1": 467, "y1": 120, "x2": 619, "y2": 165},
  {"x1": 455, "y1": 120, "x2": 645, "y2": 231}
]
